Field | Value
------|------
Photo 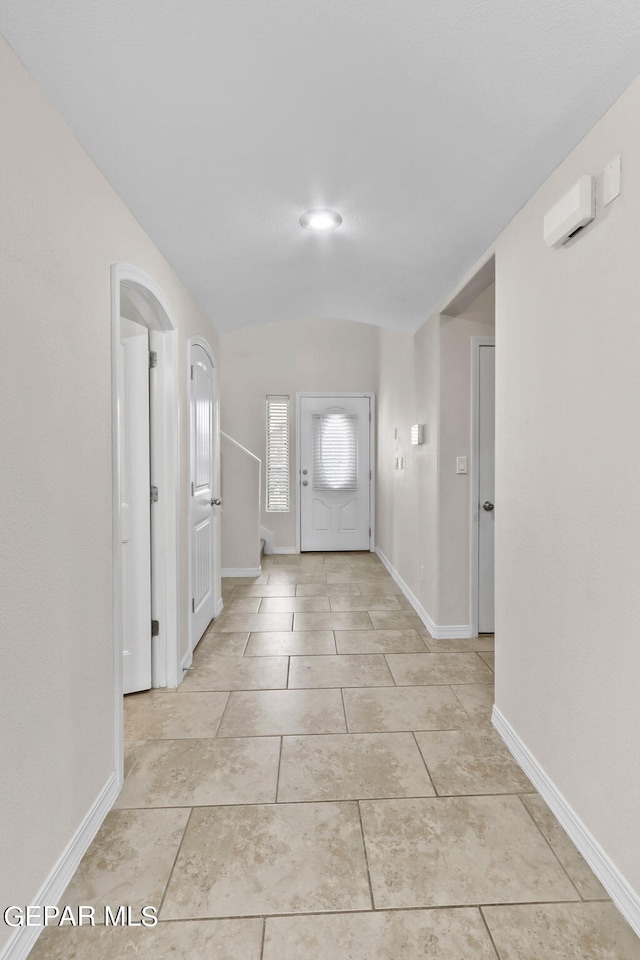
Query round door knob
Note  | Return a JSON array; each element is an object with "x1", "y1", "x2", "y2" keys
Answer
[
  {"x1": 302, "y1": 480, "x2": 309, "y2": 486},
  {"x1": 210, "y1": 498, "x2": 222, "y2": 506},
  {"x1": 482, "y1": 501, "x2": 494, "y2": 511}
]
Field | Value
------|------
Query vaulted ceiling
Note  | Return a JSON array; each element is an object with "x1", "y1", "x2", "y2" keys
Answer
[{"x1": 2, "y1": 1, "x2": 640, "y2": 332}]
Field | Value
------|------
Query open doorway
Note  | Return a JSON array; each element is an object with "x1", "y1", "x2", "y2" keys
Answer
[{"x1": 111, "y1": 264, "x2": 180, "y2": 787}]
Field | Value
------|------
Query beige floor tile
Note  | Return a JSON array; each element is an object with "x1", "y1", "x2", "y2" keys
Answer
[
  {"x1": 259, "y1": 596, "x2": 331, "y2": 612},
  {"x1": 343, "y1": 685, "x2": 469, "y2": 733},
  {"x1": 217, "y1": 689, "x2": 347, "y2": 737},
  {"x1": 329, "y1": 595, "x2": 401, "y2": 611},
  {"x1": 61, "y1": 808, "x2": 189, "y2": 920},
  {"x1": 115, "y1": 737, "x2": 280, "y2": 808},
  {"x1": 482, "y1": 902, "x2": 640, "y2": 959},
  {"x1": 180, "y1": 656, "x2": 288, "y2": 691},
  {"x1": 415, "y1": 728, "x2": 534, "y2": 795},
  {"x1": 295, "y1": 583, "x2": 361, "y2": 596},
  {"x1": 161, "y1": 802, "x2": 371, "y2": 918},
  {"x1": 273, "y1": 554, "x2": 306, "y2": 563},
  {"x1": 219, "y1": 597, "x2": 262, "y2": 613},
  {"x1": 335, "y1": 630, "x2": 428, "y2": 654},
  {"x1": 123, "y1": 739, "x2": 146, "y2": 777},
  {"x1": 277, "y1": 732, "x2": 435, "y2": 802},
  {"x1": 360, "y1": 795, "x2": 580, "y2": 908},
  {"x1": 369, "y1": 611, "x2": 428, "y2": 632},
  {"x1": 289, "y1": 654, "x2": 394, "y2": 688},
  {"x1": 478, "y1": 651, "x2": 495, "y2": 672},
  {"x1": 356, "y1": 581, "x2": 405, "y2": 596},
  {"x1": 268, "y1": 571, "x2": 328, "y2": 583},
  {"x1": 194, "y1": 632, "x2": 249, "y2": 658},
  {"x1": 427, "y1": 636, "x2": 495, "y2": 652},
  {"x1": 124, "y1": 691, "x2": 228, "y2": 739},
  {"x1": 244, "y1": 631, "x2": 336, "y2": 656},
  {"x1": 520, "y1": 794, "x2": 608, "y2": 900},
  {"x1": 387, "y1": 653, "x2": 495, "y2": 685},
  {"x1": 222, "y1": 575, "x2": 269, "y2": 585},
  {"x1": 451, "y1": 683, "x2": 495, "y2": 723},
  {"x1": 210, "y1": 612, "x2": 293, "y2": 633},
  {"x1": 263, "y1": 908, "x2": 498, "y2": 960},
  {"x1": 231, "y1": 584, "x2": 296, "y2": 597},
  {"x1": 293, "y1": 611, "x2": 373, "y2": 631},
  {"x1": 327, "y1": 571, "x2": 393, "y2": 584},
  {"x1": 29, "y1": 918, "x2": 264, "y2": 960}
]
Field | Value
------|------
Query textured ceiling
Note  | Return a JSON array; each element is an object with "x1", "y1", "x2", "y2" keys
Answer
[{"x1": 2, "y1": 1, "x2": 640, "y2": 332}]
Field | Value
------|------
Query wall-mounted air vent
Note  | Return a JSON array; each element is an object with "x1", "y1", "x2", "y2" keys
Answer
[{"x1": 543, "y1": 175, "x2": 595, "y2": 248}]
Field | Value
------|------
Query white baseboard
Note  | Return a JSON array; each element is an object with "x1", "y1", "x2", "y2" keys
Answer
[
  {"x1": 221, "y1": 566, "x2": 262, "y2": 577},
  {"x1": 492, "y1": 706, "x2": 640, "y2": 939},
  {"x1": 1, "y1": 773, "x2": 120, "y2": 960},
  {"x1": 272, "y1": 548, "x2": 299, "y2": 555},
  {"x1": 375, "y1": 547, "x2": 473, "y2": 640},
  {"x1": 181, "y1": 648, "x2": 193, "y2": 672}
]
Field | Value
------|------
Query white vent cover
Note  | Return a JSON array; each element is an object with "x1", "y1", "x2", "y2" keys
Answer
[
  {"x1": 543, "y1": 175, "x2": 595, "y2": 248},
  {"x1": 410, "y1": 424, "x2": 425, "y2": 445}
]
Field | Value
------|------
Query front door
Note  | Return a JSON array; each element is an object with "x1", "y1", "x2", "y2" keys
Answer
[
  {"x1": 119, "y1": 317, "x2": 152, "y2": 694},
  {"x1": 299, "y1": 395, "x2": 371, "y2": 552},
  {"x1": 189, "y1": 342, "x2": 219, "y2": 646},
  {"x1": 477, "y1": 343, "x2": 495, "y2": 633}
]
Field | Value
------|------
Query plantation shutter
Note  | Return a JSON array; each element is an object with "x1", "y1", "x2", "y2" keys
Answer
[{"x1": 266, "y1": 395, "x2": 290, "y2": 511}]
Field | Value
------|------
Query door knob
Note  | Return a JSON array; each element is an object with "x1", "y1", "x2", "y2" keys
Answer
[
  {"x1": 482, "y1": 501, "x2": 494, "y2": 511},
  {"x1": 210, "y1": 498, "x2": 222, "y2": 506},
  {"x1": 302, "y1": 480, "x2": 309, "y2": 486}
]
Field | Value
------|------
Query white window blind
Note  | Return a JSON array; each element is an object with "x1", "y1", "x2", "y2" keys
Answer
[
  {"x1": 312, "y1": 413, "x2": 358, "y2": 491},
  {"x1": 266, "y1": 396, "x2": 290, "y2": 511}
]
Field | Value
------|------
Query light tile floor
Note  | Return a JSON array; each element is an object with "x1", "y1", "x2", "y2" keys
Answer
[{"x1": 31, "y1": 552, "x2": 640, "y2": 959}]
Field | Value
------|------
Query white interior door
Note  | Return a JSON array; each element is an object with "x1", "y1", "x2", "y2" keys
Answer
[
  {"x1": 119, "y1": 317, "x2": 152, "y2": 694},
  {"x1": 190, "y1": 342, "x2": 218, "y2": 645},
  {"x1": 478, "y1": 344, "x2": 495, "y2": 633},
  {"x1": 300, "y1": 396, "x2": 371, "y2": 552}
]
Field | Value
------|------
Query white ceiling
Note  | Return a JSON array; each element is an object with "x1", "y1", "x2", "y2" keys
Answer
[{"x1": 2, "y1": 1, "x2": 640, "y2": 333}]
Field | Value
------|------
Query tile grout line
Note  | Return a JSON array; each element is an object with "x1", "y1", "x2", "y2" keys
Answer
[
  {"x1": 516, "y1": 794, "x2": 584, "y2": 901},
  {"x1": 411, "y1": 730, "x2": 439, "y2": 797},
  {"x1": 339, "y1": 686, "x2": 349, "y2": 733},
  {"x1": 356, "y1": 800, "x2": 377, "y2": 912},
  {"x1": 259, "y1": 916, "x2": 267, "y2": 960},
  {"x1": 274, "y1": 736, "x2": 284, "y2": 803},
  {"x1": 213, "y1": 691, "x2": 232, "y2": 738},
  {"x1": 157, "y1": 806, "x2": 194, "y2": 918},
  {"x1": 478, "y1": 906, "x2": 503, "y2": 960}
]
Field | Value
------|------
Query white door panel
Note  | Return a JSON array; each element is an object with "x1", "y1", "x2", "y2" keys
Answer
[
  {"x1": 190, "y1": 343, "x2": 218, "y2": 645},
  {"x1": 300, "y1": 396, "x2": 371, "y2": 552},
  {"x1": 478, "y1": 345, "x2": 495, "y2": 633},
  {"x1": 119, "y1": 317, "x2": 152, "y2": 694}
]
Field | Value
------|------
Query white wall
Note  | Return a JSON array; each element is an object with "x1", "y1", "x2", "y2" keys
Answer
[
  {"x1": 219, "y1": 317, "x2": 379, "y2": 551},
  {"x1": 376, "y1": 288, "x2": 494, "y2": 630},
  {"x1": 495, "y1": 77, "x2": 640, "y2": 901},
  {"x1": 0, "y1": 36, "x2": 217, "y2": 954},
  {"x1": 221, "y1": 434, "x2": 261, "y2": 572}
]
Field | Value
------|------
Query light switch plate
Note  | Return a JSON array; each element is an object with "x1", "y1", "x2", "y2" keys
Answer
[
  {"x1": 456, "y1": 456, "x2": 468, "y2": 475},
  {"x1": 603, "y1": 156, "x2": 621, "y2": 206}
]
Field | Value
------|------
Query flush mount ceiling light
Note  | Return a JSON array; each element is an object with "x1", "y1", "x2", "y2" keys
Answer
[{"x1": 300, "y1": 208, "x2": 343, "y2": 231}]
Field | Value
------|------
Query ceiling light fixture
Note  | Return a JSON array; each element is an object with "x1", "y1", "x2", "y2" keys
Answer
[{"x1": 300, "y1": 209, "x2": 342, "y2": 231}]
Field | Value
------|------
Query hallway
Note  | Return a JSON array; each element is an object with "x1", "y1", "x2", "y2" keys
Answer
[{"x1": 31, "y1": 553, "x2": 639, "y2": 959}]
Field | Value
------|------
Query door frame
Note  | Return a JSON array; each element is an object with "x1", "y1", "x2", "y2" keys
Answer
[
  {"x1": 295, "y1": 393, "x2": 376, "y2": 553},
  {"x1": 111, "y1": 264, "x2": 181, "y2": 788},
  {"x1": 187, "y1": 336, "x2": 222, "y2": 662},
  {"x1": 469, "y1": 337, "x2": 495, "y2": 637}
]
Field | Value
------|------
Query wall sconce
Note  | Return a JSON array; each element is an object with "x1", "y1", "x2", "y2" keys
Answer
[{"x1": 411, "y1": 424, "x2": 425, "y2": 445}]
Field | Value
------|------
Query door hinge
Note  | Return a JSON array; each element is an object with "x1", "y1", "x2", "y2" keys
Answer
[
  {"x1": 369, "y1": 411, "x2": 371, "y2": 422},
  {"x1": 369, "y1": 469, "x2": 372, "y2": 480},
  {"x1": 190, "y1": 364, "x2": 194, "y2": 380},
  {"x1": 191, "y1": 598, "x2": 195, "y2": 613},
  {"x1": 191, "y1": 481, "x2": 195, "y2": 496},
  {"x1": 369, "y1": 527, "x2": 371, "y2": 537},
  {"x1": 151, "y1": 619, "x2": 160, "y2": 637},
  {"x1": 149, "y1": 351, "x2": 158, "y2": 369},
  {"x1": 150, "y1": 485, "x2": 159, "y2": 503}
]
